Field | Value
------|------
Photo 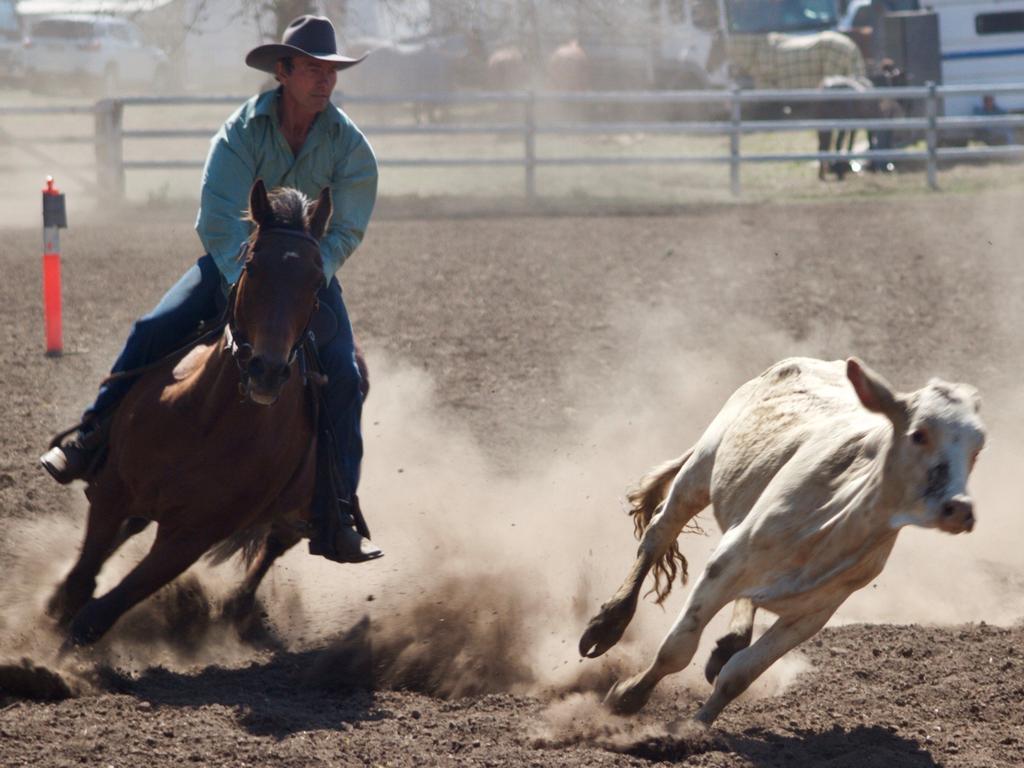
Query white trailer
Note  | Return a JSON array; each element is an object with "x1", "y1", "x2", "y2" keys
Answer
[{"x1": 928, "y1": 0, "x2": 1024, "y2": 115}]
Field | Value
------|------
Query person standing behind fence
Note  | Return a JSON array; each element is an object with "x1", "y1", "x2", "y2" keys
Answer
[
  {"x1": 40, "y1": 15, "x2": 383, "y2": 564},
  {"x1": 973, "y1": 94, "x2": 1015, "y2": 146}
]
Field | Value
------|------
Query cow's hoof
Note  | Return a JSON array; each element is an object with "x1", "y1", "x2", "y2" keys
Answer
[
  {"x1": 578, "y1": 596, "x2": 637, "y2": 658},
  {"x1": 704, "y1": 632, "x2": 752, "y2": 683},
  {"x1": 693, "y1": 704, "x2": 721, "y2": 727},
  {"x1": 604, "y1": 675, "x2": 652, "y2": 715},
  {"x1": 705, "y1": 647, "x2": 727, "y2": 684}
]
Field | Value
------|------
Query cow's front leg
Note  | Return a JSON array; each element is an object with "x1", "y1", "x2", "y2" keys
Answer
[
  {"x1": 605, "y1": 561, "x2": 736, "y2": 715},
  {"x1": 694, "y1": 604, "x2": 836, "y2": 726}
]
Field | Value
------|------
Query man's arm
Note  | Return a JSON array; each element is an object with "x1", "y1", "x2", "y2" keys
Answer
[
  {"x1": 320, "y1": 127, "x2": 378, "y2": 277},
  {"x1": 195, "y1": 121, "x2": 257, "y2": 286}
]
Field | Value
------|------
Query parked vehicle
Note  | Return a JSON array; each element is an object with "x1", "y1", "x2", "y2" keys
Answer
[
  {"x1": 839, "y1": 0, "x2": 920, "y2": 33},
  {"x1": 0, "y1": 0, "x2": 25, "y2": 87},
  {"x1": 929, "y1": 0, "x2": 1024, "y2": 117},
  {"x1": 841, "y1": 0, "x2": 1024, "y2": 110},
  {"x1": 839, "y1": 0, "x2": 1024, "y2": 142},
  {"x1": 22, "y1": 14, "x2": 170, "y2": 95},
  {"x1": 558, "y1": 0, "x2": 848, "y2": 92}
]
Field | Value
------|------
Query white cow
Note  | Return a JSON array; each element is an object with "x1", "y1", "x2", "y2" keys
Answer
[{"x1": 579, "y1": 357, "x2": 985, "y2": 725}]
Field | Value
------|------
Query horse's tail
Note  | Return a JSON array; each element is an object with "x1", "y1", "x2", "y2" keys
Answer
[
  {"x1": 206, "y1": 527, "x2": 267, "y2": 569},
  {"x1": 627, "y1": 447, "x2": 695, "y2": 604}
]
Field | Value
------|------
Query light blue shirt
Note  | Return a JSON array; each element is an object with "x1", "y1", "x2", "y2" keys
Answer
[{"x1": 195, "y1": 88, "x2": 378, "y2": 284}]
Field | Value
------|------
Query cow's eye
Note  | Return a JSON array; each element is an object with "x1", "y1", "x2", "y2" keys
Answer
[{"x1": 910, "y1": 428, "x2": 929, "y2": 446}]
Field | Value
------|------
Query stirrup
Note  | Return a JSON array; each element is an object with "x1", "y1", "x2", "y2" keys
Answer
[
  {"x1": 309, "y1": 494, "x2": 382, "y2": 564},
  {"x1": 39, "y1": 415, "x2": 111, "y2": 484}
]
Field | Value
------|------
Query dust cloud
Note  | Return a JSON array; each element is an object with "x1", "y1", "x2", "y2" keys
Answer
[
  {"x1": 248, "y1": 315, "x2": 843, "y2": 710},
  {"x1": 1, "y1": 289, "x2": 1021, "y2": 725},
  {"x1": 0, "y1": 512, "x2": 282, "y2": 697},
  {"x1": 530, "y1": 692, "x2": 717, "y2": 758}
]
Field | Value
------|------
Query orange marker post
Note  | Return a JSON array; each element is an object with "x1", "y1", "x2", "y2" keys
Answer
[{"x1": 42, "y1": 176, "x2": 68, "y2": 356}]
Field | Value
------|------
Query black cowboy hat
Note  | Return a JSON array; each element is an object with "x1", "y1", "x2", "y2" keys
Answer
[{"x1": 245, "y1": 15, "x2": 366, "y2": 74}]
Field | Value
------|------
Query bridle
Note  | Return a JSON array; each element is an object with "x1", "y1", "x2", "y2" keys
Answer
[{"x1": 226, "y1": 226, "x2": 326, "y2": 396}]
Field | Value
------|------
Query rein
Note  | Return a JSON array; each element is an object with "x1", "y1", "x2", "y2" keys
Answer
[{"x1": 98, "y1": 313, "x2": 229, "y2": 388}]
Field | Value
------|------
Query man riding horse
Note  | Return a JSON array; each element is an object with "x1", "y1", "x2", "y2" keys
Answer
[{"x1": 40, "y1": 15, "x2": 382, "y2": 564}]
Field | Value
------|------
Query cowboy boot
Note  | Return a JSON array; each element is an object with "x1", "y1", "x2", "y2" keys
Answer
[
  {"x1": 39, "y1": 413, "x2": 112, "y2": 485},
  {"x1": 308, "y1": 496, "x2": 383, "y2": 564}
]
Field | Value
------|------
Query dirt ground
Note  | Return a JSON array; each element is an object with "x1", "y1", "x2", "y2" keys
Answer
[{"x1": 1, "y1": 190, "x2": 1023, "y2": 767}]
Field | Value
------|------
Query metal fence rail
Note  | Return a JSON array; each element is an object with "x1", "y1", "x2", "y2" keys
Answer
[{"x1": 3, "y1": 82, "x2": 1024, "y2": 201}]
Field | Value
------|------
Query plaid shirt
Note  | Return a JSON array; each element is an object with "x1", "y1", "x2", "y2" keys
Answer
[{"x1": 728, "y1": 31, "x2": 866, "y2": 90}]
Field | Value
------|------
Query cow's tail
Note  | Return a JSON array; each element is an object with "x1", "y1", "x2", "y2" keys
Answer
[{"x1": 627, "y1": 447, "x2": 696, "y2": 604}]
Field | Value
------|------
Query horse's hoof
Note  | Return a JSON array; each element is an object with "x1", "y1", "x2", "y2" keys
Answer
[
  {"x1": 47, "y1": 586, "x2": 90, "y2": 629},
  {"x1": 578, "y1": 597, "x2": 636, "y2": 658},
  {"x1": 45, "y1": 590, "x2": 65, "y2": 623},
  {"x1": 604, "y1": 676, "x2": 651, "y2": 716},
  {"x1": 221, "y1": 593, "x2": 255, "y2": 625},
  {"x1": 237, "y1": 616, "x2": 284, "y2": 651},
  {"x1": 222, "y1": 596, "x2": 283, "y2": 650},
  {"x1": 67, "y1": 624, "x2": 100, "y2": 648},
  {"x1": 56, "y1": 636, "x2": 80, "y2": 661},
  {"x1": 67, "y1": 603, "x2": 107, "y2": 648}
]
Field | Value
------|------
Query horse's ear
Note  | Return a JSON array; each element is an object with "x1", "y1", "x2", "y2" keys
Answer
[
  {"x1": 307, "y1": 187, "x2": 333, "y2": 240},
  {"x1": 249, "y1": 179, "x2": 272, "y2": 227}
]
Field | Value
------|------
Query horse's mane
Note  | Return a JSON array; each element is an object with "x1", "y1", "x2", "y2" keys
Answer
[
  {"x1": 239, "y1": 187, "x2": 313, "y2": 263},
  {"x1": 258, "y1": 187, "x2": 309, "y2": 231}
]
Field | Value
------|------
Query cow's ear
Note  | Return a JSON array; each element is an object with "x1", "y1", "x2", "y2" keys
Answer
[
  {"x1": 847, "y1": 357, "x2": 908, "y2": 426},
  {"x1": 963, "y1": 385, "x2": 982, "y2": 414},
  {"x1": 249, "y1": 179, "x2": 272, "y2": 227},
  {"x1": 307, "y1": 187, "x2": 333, "y2": 240}
]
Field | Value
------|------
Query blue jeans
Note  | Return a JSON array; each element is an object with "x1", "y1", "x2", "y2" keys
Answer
[{"x1": 87, "y1": 254, "x2": 364, "y2": 502}]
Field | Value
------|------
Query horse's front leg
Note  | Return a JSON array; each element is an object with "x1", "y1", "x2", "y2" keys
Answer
[
  {"x1": 66, "y1": 522, "x2": 214, "y2": 647},
  {"x1": 47, "y1": 503, "x2": 148, "y2": 626},
  {"x1": 222, "y1": 527, "x2": 301, "y2": 643}
]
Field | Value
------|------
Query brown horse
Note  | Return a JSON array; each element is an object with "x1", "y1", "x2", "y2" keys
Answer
[{"x1": 48, "y1": 180, "x2": 332, "y2": 647}]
